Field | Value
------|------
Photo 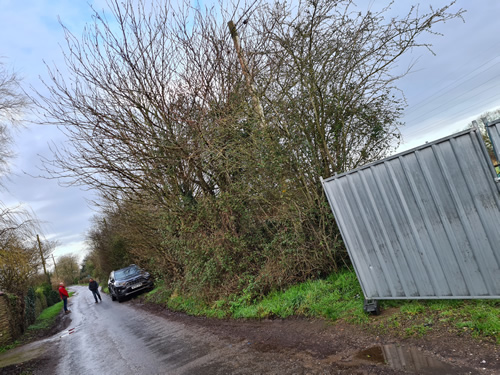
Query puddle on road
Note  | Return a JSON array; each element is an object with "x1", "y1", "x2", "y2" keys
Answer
[
  {"x1": 0, "y1": 341, "x2": 47, "y2": 368},
  {"x1": 0, "y1": 324, "x2": 83, "y2": 368},
  {"x1": 356, "y1": 344, "x2": 462, "y2": 374}
]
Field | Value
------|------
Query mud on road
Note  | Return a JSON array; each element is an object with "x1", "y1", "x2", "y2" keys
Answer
[
  {"x1": 127, "y1": 298, "x2": 499, "y2": 374},
  {"x1": 2, "y1": 295, "x2": 499, "y2": 374}
]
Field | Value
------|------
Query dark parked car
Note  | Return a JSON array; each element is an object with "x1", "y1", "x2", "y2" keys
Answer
[{"x1": 108, "y1": 264, "x2": 154, "y2": 302}]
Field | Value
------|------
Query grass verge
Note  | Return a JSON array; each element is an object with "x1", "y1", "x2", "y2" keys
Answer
[
  {"x1": 26, "y1": 301, "x2": 65, "y2": 331},
  {"x1": 144, "y1": 270, "x2": 499, "y2": 344}
]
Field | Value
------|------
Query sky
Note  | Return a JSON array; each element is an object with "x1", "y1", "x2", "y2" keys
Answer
[{"x1": 0, "y1": 0, "x2": 499, "y2": 265}]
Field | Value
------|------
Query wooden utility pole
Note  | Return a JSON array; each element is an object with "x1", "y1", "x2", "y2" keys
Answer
[
  {"x1": 228, "y1": 20, "x2": 266, "y2": 128},
  {"x1": 37, "y1": 234, "x2": 51, "y2": 283},
  {"x1": 52, "y1": 254, "x2": 59, "y2": 279}
]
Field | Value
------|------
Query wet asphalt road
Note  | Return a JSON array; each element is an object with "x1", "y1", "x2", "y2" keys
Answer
[{"x1": 47, "y1": 286, "x2": 308, "y2": 375}]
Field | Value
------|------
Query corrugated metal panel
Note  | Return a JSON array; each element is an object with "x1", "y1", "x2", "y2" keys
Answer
[
  {"x1": 321, "y1": 128, "x2": 500, "y2": 299},
  {"x1": 486, "y1": 119, "x2": 500, "y2": 165}
]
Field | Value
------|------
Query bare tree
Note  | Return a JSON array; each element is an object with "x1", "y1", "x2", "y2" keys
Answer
[
  {"x1": 0, "y1": 60, "x2": 28, "y2": 184},
  {"x1": 0, "y1": 203, "x2": 38, "y2": 237},
  {"x1": 0, "y1": 231, "x2": 42, "y2": 294},
  {"x1": 56, "y1": 254, "x2": 80, "y2": 285},
  {"x1": 0, "y1": 202, "x2": 46, "y2": 293},
  {"x1": 35, "y1": 0, "x2": 257, "y2": 208},
  {"x1": 0, "y1": 60, "x2": 34, "y2": 243},
  {"x1": 35, "y1": 0, "x2": 465, "y2": 298},
  {"x1": 249, "y1": 0, "x2": 464, "y2": 175},
  {"x1": 0, "y1": 60, "x2": 50, "y2": 295},
  {"x1": 229, "y1": 0, "x2": 464, "y2": 274}
]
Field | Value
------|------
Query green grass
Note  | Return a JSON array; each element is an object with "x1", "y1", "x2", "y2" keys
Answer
[
  {"x1": 144, "y1": 282, "x2": 225, "y2": 318},
  {"x1": 377, "y1": 299, "x2": 500, "y2": 343},
  {"x1": 230, "y1": 270, "x2": 368, "y2": 324},
  {"x1": 27, "y1": 301, "x2": 64, "y2": 330},
  {"x1": 144, "y1": 270, "x2": 368, "y2": 323},
  {"x1": 399, "y1": 301, "x2": 426, "y2": 315},
  {"x1": 0, "y1": 340, "x2": 20, "y2": 355},
  {"x1": 27, "y1": 291, "x2": 75, "y2": 330},
  {"x1": 451, "y1": 300, "x2": 500, "y2": 339}
]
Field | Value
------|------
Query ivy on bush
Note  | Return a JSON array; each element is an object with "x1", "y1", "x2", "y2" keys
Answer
[{"x1": 24, "y1": 287, "x2": 36, "y2": 326}]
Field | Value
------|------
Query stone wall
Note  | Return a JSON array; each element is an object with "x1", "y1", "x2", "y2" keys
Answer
[
  {"x1": 0, "y1": 287, "x2": 61, "y2": 347},
  {"x1": 0, "y1": 291, "x2": 24, "y2": 347},
  {"x1": 0, "y1": 292, "x2": 12, "y2": 346}
]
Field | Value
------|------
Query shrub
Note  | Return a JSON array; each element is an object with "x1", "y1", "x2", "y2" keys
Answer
[
  {"x1": 41, "y1": 283, "x2": 60, "y2": 307},
  {"x1": 24, "y1": 287, "x2": 36, "y2": 327}
]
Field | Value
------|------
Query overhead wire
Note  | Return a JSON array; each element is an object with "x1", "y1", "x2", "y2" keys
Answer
[
  {"x1": 401, "y1": 37, "x2": 500, "y2": 116},
  {"x1": 404, "y1": 59, "x2": 500, "y2": 120},
  {"x1": 400, "y1": 91, "x2": 500, "y2": 146},
  {"x1": 404, "y1": 66, "x2": 500, "y2": 125}
]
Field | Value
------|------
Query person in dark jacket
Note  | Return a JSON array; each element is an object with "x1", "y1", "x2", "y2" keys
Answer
[
  {"x1": 89, "y1": 278, "x2": 102, "y2": 303},
  {"x1": 58, "y1": 282, "x2": 71, "y2": 313}
]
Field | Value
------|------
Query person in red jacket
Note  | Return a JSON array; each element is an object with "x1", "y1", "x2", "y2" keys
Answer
[{"x1": 58, "y1": 282, "x2": 71, "y2": 314}]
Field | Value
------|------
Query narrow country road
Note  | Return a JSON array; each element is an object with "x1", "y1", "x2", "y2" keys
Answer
[
  {"x1": 1, "y1": 285, "x2": 496, "y2": 374},
  {"x1": 43, "y1": 286, "x2": 311, "y2": 374}
]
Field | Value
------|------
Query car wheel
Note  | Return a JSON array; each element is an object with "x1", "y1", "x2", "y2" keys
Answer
[{"x1": 117, "y1": 295, "x2": 123, "y2": 303}]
